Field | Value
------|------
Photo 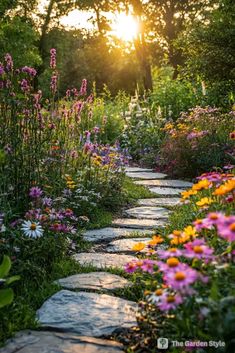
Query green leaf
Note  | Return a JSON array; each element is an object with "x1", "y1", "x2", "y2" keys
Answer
[
  {"x1": 0, "y1": 256, "x2": 11, "y2": 278},
  {"x1": 0, "y1": 288, "x2": 14, "y2": 308},
  {"x1": 5, "y1": 275, "x2": 20, "y2": 285}
]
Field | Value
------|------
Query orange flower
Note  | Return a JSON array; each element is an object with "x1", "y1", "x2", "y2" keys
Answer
[
  {"x1": 214, "y1": 179, "x2": 235, "y2": 196},
  {"x1": 148, "y1": 235, "x2": 164, "y2": 246},
  {"x1": 132, "y1": 242, "x2": 146, "y2": 252},
  {"x1": 192, "y1": 179, "x2": 211, "y2": 191},
  {"x1": 181, "y1": 189, "x2": 197, "y2": 199}
]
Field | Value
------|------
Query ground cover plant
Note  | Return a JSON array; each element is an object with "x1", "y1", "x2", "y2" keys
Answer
[{"x1": 126, "y1": 167, "x2": 235, "y2": 352}]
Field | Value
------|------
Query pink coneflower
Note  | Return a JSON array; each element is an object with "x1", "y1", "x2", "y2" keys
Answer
[
  {"x1": 157, "y1": 248, "x2": 182, "y2": 259},
  {"x1": 140, "y1": 259, "x2": 156, "y2": 273},
  {"x1": 183, "y1": 239, "x2": 214, "y2": 261},
  {"x1": 164, "y1": 264, "x2": 198, "y2": 290},
  {"x1": 216, "y1": 215, "x2": 235, "y2": 242},
  {"x1": 124, "y1": 261, "x2": 138, "y2": 273},
  {"x1": 158, "y1": 292, "x2": 183, "y2": 311},
  {"x1": 29, "y1": 187, "x2": 43, "y2": 199}
]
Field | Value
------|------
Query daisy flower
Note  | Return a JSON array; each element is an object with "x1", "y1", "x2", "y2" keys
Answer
[{"x1": 21, "y1": 220, "x2": 44, "y2": 238}]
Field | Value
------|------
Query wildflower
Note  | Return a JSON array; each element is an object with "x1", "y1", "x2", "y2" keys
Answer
[
  {"x1": 79, "y1": 79, "x2": 87, "y2": 96},
  {"x1": 140, "y1": 259, "x2": 156, "y2": 273},
  {"x1": 148, "y1": 235, "x2": 164, "y2": 246},
  {"x1": 20, "y1": 79, "x2": 30, "y2": 92},
  {"x1": 125, "y1": 261, "x2": 138, "y2": 273},
  {"x1": 158, "y1": 292, "x2": 183, "y2": 311},
  {"x1": 50, "y1": 48, "x2": 56, "y2": 69},
  {"x1": 230, "y1": 131, "x2": 235, "y2": 140},
  {"x1": 196, "y1": 197, "x2": 214, "y2": 208},
  {"x1": 183, "y1": 239, "x2": 214, "y2": 261},
  {"x1": 21, "y1": 220, "x2": 43, "y2": 238},
  {"x1": 21, "y1": 66, "x2": 37, "y2": 77},
  {"x1": 0, "y1": 65, "x2": 5, "y2": 75},
  {"x1": 192, "y1": 179, "x2": 211, "y2": 191},
  {"x1": 157, "y1": 248, "x2": 182, "y2": 259},
  {"x1": 181, "y1": 189, "x2": 197, "y2": 199},
  {"x1": 213, "y1": 179, "x2": 235, "y2": 196},
  {"x1": 132, "y1": 242, "x2": 146, "y2": 252},
  {"x1": 5, "y1": 53, "x2": 13, "y2": 71},
  {"x1": 29, "y1": 187, "x2": 43, "y2": 199},
  {"x1": 183, "y1": 225, "x2": 197, "y2": 238},
  {"x1": 165, "y1": 265, "x2": 198, "y2": 290},
  {"x1": 50, "y1": 74, "x2": 57, "y2": 94},
  {"x1": 216, "y1": 215, "x2": 235, "y2": 242}
]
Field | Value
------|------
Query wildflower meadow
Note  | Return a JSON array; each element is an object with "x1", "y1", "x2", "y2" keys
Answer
[{"x1": 0, "y1": 1, "x2": 235, "y2": 352}]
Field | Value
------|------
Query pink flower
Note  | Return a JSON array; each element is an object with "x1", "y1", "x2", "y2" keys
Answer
[
  {"x1": 164, "y1": 264, "x2": 198, "y2": 290},
  {"x1": 140, "y1": 259, "x2": 156, "y2": 273},
  {"x1": 157, "y1": 248, "x2": 182, "y2": 259},
  {"x1": 183, "y1": 239, "x2": 214, "y2": 261},
  {"x1": 216, "y1": 215, "x2": 235, "y2": 242},
  {"x1": 29, "y1": 187, "x2": 43, "y2": 199},
  {"x1": 124, "y1": 261, "x2": 138, "y2": 273},
  {"x1": 158, "y1": 292, "x2": 183, "y2": 311},
  {"x1": 79, "y1": 79, "x2": 87, "y2": 96},
  {"x1": 50, "y1": 48, "x2": 56, "y2": 69}
]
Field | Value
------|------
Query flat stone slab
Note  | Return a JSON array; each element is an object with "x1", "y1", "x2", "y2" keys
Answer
[
  {"x1": 149, "y1": 187, "x2": 185, "y2": 196},
  {"x1": 74, "y1": 252, "x2": 138, "y2": 269},
  {"x1": 112, "y1": 218, "x2": 167, "y2": 229},
  {"x1": 83, "y1": 227, "x2": 154, "y2": 242},
  {"x1": 126, "y1": 172, "x2": 167, "y2": 180},
  {"x1": 134, "y1": 179, "x2": 193, "y2": 188},
  {"x1": 55, "y1": 272, "x2": 132, "y2": 291},
  {"x1": 0, "y1": 331, "x2": 125, "y2": 353},
  {"x1": 137, "y1": 198, "x2": 181, "y2": 207},
  {"x1": 125, "y1": 206, "x2": 171, "y2": 220},
  {"x1": 125, "y1": 167, "x2": 153, "y2": 173},
  {"x1": 37, "y1": 290, "x2": 137, "y2": 337},
  {"x1": 106, "y1": 238, "x2": 151, "y2": 253}
]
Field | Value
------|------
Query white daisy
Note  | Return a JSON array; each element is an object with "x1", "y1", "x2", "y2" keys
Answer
[{"x1": 21, "y1": 220, "x2": 44, "y2": 238}]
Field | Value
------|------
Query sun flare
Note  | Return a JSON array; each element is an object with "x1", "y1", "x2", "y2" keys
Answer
[{"x1": 111, "y1": 13, "x2": 139, "y2": 42}]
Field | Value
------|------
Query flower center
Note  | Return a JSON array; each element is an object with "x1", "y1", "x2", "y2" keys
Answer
[
  {"x1": 155, "y1": 289, "x2": 163, "y2": 296},
  {"x1": 167, "y1": 295, "x2": 175, "y2": 303},
  {"x1": 167, "y1": 257, "x2": 179, "y2": 267},
  {"x1": 210, "y1": 213, "x2": 219, "y2": 220},
  {"x1": 169, "y1": 248, "x2": 177, "y2": 253},
  {"x1": 229, "y1": 223, "x2": 235, "y2": 232},
  {"x1": 193, "y1": 245, "x2": 204, "y2": 254},
  {"x1": 174, "y1": 272, "x2": 186, "y2": 281},
  {"x1": 30, "y1": 223, "x2": 37, "y2": 231}
]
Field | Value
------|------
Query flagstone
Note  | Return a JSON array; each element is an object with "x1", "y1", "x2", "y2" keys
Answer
[
  {"x1": 112, "y1": 218, "x2": 167, "y2": 229},
  {"x1": 124, "y1": 206, "x2": 171, "y2": 219},
  {"x1": 126, "y1": 172, "x2": 167, "y2": 179},
  {"x1": 55, "y1": 272, "x2": 132, "y2": 291},
  {"x1": 0, "y1": 331, "x2": 125, "y2": 353},
  {"x1": 149, "y1": 187, "x2": 185, "y2": 196},
  {"x1": 37, "y1": 290, "x2": 137, "y2": 337},
  {"x1": 106, "y1": 237, "x2": 152, "y2": 253},
  {"x1": 134, "y1": 179, "x2": 193, "y2": 188},
  {"x1": 74, "y1": 252, "x2": 138, "y2": 269},
  {"x1": 137, "y1": 198, "x2": 181, "y2": 207},
  {"x1": 83, "y1": 227, "x2": 155, "y2": 242}
]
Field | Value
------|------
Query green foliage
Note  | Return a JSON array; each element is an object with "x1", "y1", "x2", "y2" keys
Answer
[
  {"x1": 0, "y1": 256, "x2": 19, "y2": 309},
  {"x1": 0, "y1": 18, "x2": 41, "y2": 68},
  {"x1": 158, "y1": 107, "x2": 235, "y2": 178}
]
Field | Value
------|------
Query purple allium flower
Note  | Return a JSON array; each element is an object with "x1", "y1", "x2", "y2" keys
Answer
[
  {"x1": 5, "y1": 53, "x2": 13, "y2": 71},
  {"x1": 29, "y1": 187, "x2": 43, "y2": 199},
  {"x1": 79, "y1": 78, "x2": 87, "y2": 96},
  {"x1": 50, "y1": 48, "x2": 56, "y2": 69}
]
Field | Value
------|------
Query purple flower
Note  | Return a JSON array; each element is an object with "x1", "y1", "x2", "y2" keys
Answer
[
  {"x1": 50, "y1": 74, "x2": 57, "y2": 94},
  {"x1": 5, "y1": 53, "x2": 13, "y2": 71},
  {"x1": 183, "y1": 239, "x2": 214, "y2": 261},
  {"x1": 20, "y1": 79, "x2": 30, "y2": 93},
  {"x1": 79, "y1": 79, "x2": 87, "y2": 96},
  {"x1": 216, "y1": 215, "x2": 235, "y2": 242},
  {"x1": 157, "y1": 248, "x2": 182, "y2": 259},
  {"x1": 42, "y1": 197, "x2": 52, "y2": 207},
  {"x1": 0, "y1": 65, "x2": 5, "y2": 75},
  {"x1": 50, "y1": 48, "x2": 56, "y2": 69},
  {"x1": 29, "y1": 187, "x2": 43, "y2": 199},
  {"x1": 158, "y1": 292, "x2": 183, "y2": 311},
  {"x1": 21, "y1": 66, "x2": 37, "y2": 77},
  {"x1": 164, "y1": 264, "x2": 198, "y2": 290}
]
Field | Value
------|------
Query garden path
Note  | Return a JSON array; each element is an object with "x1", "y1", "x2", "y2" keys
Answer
[{"x1": 1, "y1": 168, "x2": 192, "y2": 353}]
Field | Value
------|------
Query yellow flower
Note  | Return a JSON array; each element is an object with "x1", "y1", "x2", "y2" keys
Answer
[
  {"x1": 213, "y1": 179, "x2": 235, "y2": 196},
  {"x1": 192, "y1": 179, "x2": 211, "y2": 191},
  {"x1": 132, "y1": 242, "x2": 146, "y2": 252},
  {"x1": 148, "y1": 235, "x2": 164, "y2": 246},
  {"x1": 181, "y1": 189, "x2": 197, "y2": 199},
  {"x1": 183, "y1": 225, "x2": 197, "y2": 238},
  {"x1": 196, "y1": 197, "x2": 214, "y2": 208},
  {"x1": 170, "y1": 234, "x2": 190, "y2": 245}
]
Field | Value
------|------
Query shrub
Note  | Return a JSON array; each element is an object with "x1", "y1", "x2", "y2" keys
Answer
[{"x1": 158, "y1": 107, "x2": 235, "y2": 178}]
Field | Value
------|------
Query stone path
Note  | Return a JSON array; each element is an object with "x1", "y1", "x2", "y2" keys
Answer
[{"x1": 3, "y1": 166, "x2": 187, "y2": 352}]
